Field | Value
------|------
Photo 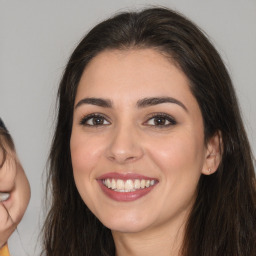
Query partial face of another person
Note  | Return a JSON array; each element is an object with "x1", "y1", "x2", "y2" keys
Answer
[
  {"x1": 0, "y1": 138, "x2": 30, "y2": 247},
  {"x1": 70, "y1": 49, "x2": 215, "y2": 234}
]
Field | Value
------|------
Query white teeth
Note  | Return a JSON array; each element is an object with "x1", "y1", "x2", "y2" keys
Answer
[
  {"x1": 125, "y1": 179, "x2": 134, "y2": 191},
  {"x1": 140, "y1": 179, "x2": 146, "y2": 189},
  {"x1": 134, "y1": 179, "x2": 141, "y2": 189},
  {"x1": 116, "y1": 179, "x2": 125, "y2": 190},
  {"x1": 102, "y1": 178, "x2": 156, "y2": 192},
  {"x1": 111, "y1": 179, "x2": 116, "y2": 190},
  {"x1": 106, "y1": 179, "x2": 111, "y2": 188}
]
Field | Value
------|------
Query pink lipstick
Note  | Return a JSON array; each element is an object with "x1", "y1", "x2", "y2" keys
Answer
[{"x1": 97, "y1": 172, "x2": 158, "y2": 202}]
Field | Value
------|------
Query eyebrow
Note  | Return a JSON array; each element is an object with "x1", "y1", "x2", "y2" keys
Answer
[
  {"x1": 75, "y1": 96, "x2": 187, "y2": 112},
  {"x1": 75, "y1": 98, "x2": 112, "y2": 109},
  {"x1": 137, "y1": 97, "x2": 188, "y2": 111}
]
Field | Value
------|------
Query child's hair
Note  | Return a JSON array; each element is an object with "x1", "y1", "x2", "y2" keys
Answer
[{"x1": 0, "y1": 119, "x2": 15, "y2": 168}]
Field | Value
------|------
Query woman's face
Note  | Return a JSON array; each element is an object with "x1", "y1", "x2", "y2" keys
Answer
[{"x1": 70, "y1": 49, "x2": 210, "y2": 234}]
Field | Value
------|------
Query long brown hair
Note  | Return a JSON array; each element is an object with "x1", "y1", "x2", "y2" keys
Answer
[{"x1": 42, "y1": 7, "x2": 256, "y2": 255}]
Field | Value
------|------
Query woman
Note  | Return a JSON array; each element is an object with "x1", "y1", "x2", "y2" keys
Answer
[
  {"x1": 0, "y1": 119, "x2": 30, "y2": 255},
  {"x1": 42, "y1": 7, "x2": 256, "y2": 256}
]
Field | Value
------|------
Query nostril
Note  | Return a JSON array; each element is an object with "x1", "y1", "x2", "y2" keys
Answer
[
  {"x1": 126, "y1": 156, "x2": 136, "y2": 161},
  {"x1": 107, "y1": 152, "x2": 143, "y2": 164},
  {"x1": 105, "y1": 130, "x2": 144, "y2": 163}
]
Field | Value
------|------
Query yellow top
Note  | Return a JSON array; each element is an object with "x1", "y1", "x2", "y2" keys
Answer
[{"x1": 0, "y1": 244, "x2": 10, "y2": 256}]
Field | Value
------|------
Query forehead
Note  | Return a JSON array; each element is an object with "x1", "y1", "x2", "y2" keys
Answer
[{"x1": 75, "y1": 49, "x2": 194, "y2": 106}]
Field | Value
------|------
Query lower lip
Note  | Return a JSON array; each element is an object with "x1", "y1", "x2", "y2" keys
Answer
[{"x1": 97, "y1": 180, "x2": 157, "y2": 202}]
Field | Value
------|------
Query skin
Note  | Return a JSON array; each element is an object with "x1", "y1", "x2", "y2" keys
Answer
[
  {"x1": 70, "y1": 49, "x2": 221, "y2": 256},
  {"x1": 0, "y1": 138, "x2": 30, "y2": 248}
]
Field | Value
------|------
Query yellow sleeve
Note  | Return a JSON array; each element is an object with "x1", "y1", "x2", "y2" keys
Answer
[{"x1": 0, "y1": 244, "x2": 10, "y2": 256}]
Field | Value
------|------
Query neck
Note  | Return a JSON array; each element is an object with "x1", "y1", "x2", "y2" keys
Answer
[{"x1": 112, "y1": 219, "x2": 186, "y2": 256}]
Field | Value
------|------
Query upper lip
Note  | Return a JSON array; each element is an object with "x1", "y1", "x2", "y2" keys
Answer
[{"x1": 97, "y1": 172, "x2": 157, "y2": 181}]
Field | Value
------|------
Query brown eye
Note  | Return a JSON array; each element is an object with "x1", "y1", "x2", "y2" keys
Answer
[
  {"x1": 80, "y1": 114, "x2": 110, "y2": 126},
  {"x1": 145, "y1": 114, "x2": 177, "y2": 127},
  {"x1": 92, "y1": 116, "x2": 105, "y2": 125},
  {"x1": 154, "y1": 117, "x2": 168, "y2": 125}
]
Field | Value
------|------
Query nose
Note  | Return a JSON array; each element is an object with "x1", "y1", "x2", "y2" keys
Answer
[{"x1": 106, "y1": 124, "x2": 144, "y2": 164}]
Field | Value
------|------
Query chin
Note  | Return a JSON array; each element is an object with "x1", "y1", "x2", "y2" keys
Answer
[
  {"x1": 99, "y1": 213, "x2": 152, "y2": 233},
  {"x1": 107, "y1": 223, "x2": 148, "y2": 234}
]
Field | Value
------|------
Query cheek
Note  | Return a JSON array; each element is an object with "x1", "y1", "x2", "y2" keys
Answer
[
  {"x1": 70, "y1": 132, "x2": 103, "y2": 209},
  {"x1": 144, "y1": 131, "x2": 205, "y2": 221},
  {"x1": 70, "y1": 132, "x2": 103, "y2": 176},
  {"x1": 147, "y1": 129, "x2": 205, "y2": 179},
  {"x1": 70, "y1": 131, "x2": 110, "y2": 209}
]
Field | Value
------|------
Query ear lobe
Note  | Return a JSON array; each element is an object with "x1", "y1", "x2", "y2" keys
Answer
[{"x1": 202, "y1": 131, "x2": 222, "y2": 175}]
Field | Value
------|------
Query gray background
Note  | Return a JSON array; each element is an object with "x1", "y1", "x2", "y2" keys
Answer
[{"x1": 0, "y1": 0, "x2": 255, "y2": 255}]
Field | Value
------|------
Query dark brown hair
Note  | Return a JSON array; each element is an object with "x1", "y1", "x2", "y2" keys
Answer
[
  {"x1": 42, "y1": 7, "x2": 256, "y2": 255},
  {"x1": 0, "y1": 120, "x2": 15, "y2": 168}
]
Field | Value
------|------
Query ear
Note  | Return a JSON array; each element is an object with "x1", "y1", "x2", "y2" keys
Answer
[{"x1": 202, "y1": 131, "x2": 222, "y2": 175}]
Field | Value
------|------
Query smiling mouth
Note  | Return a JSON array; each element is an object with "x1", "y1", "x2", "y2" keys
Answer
[
  {"x1": 102, "y1": 178, "x2": 157, "y2": 192},
  {"x1": 97, "y1": 172, "x2": 158, "y2": 201}
]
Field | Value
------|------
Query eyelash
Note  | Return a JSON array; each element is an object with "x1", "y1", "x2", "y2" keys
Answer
[
  {"x1": 79, "y1": 113, "x2": 110, "y2": 126},
  {"x1": 79, "y1": 113, "x2": 177, "y2": 127},
  {"x1": 144, "y1": 113, "x2": 177, "y2": 127}
]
